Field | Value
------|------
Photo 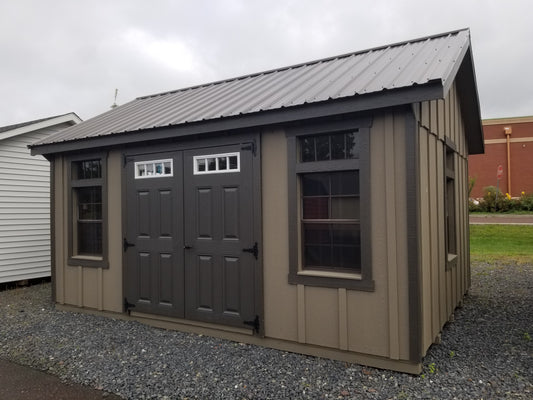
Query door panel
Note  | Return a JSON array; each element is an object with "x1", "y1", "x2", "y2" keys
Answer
[
  {"x1": 123, "y1": 142, "x2": 258, "y2": 329},
  {"x1": 184, "y1": 145, "x2": 256, "y2": 327},
  {"x1": 124, "y1": 152, "x2": 184, "y2": 317}
]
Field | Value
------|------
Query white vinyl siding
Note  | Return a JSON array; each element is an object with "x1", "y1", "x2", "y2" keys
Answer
[{"x1": 0, "y1": 124, "x2": 71, "y2": 283}]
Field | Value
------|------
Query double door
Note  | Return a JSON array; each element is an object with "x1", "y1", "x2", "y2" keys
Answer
[{"x1": 124, "y1": 142, "x2": 258, "y2": 330}]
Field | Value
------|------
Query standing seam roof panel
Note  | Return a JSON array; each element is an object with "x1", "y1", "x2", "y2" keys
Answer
[{"x1": 31, "y1": 29, "x2": 473, "y2": 146}]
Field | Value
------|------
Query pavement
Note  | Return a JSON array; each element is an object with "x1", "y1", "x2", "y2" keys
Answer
[
  {"x1": 0, "y1": 358, "x2": 122, "y2": 400},
  {"x1": 469, "y1": 213, "x2": 533, "y2": 224}
]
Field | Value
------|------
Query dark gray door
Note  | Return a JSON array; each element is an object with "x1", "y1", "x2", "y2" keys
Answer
[
  {"x1": 183, "y1": 145, "x2": 257, "y2": 328},
  {"x1": 124, "y1": 152, "x2": 184, "y2": 318}
]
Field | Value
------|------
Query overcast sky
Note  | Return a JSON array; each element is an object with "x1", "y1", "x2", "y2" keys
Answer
[{"x1": 1, "y1": 0, "x2": 531, "y2": 126}]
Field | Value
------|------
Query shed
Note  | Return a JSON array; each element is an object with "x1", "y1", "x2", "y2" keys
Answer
[
  {"x1": 0, "y1": 113, "x2": 81, "y2": 283},
  {"x1": 30, "y1": 29, "x2": 483, "y2": 373}
]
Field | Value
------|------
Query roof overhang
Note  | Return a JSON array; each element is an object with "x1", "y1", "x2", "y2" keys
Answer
[
  {"x1": 453, "y1": 47, "x2": 484, "y2": 155},
  {"x1": 30, "y1": 82, "x2": 444, "y2": 156},
  {"x1": 0, "y1": 113, "x2": 82, "y2": 142}
]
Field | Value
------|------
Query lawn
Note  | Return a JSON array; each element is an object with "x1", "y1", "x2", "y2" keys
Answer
[{"x1": 470, "y1": 224, "x2": 533, "y2": 262}]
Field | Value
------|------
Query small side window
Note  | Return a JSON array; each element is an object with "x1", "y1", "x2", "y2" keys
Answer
[{"x1": 68, "y1": 156, "x2": 108, "y2": 268}]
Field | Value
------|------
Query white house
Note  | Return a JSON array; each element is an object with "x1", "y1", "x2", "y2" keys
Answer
[{"x1": 0, "y1": 113, "x2": 81, "y2": 283}]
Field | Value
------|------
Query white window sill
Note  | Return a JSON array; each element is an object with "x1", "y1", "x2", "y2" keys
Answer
[
  {"x1": 71, "y1": 255, "x2": 104, "y2": 261},
  {"x1": 297, "y1": 270, "x2": 362, "y2": 280}
]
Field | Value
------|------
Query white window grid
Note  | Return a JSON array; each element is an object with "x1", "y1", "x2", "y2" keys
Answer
[
  {"x1": 134, "y1": 159, "x2": 173, "y2": 179},
  {"x1": 193, "y1": 152, "x2": 240, "y2": 175}
]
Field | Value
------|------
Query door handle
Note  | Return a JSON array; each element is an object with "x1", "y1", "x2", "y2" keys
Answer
[
  {"x1": 242, "y1": 242, "x2": 258, "y2": 260},
  {"x1": 184, "y1": 245, "x2": 193, "y2": 250},
  {"x1": 123, "y1": 238, "x2": 135, "y2": 252}
]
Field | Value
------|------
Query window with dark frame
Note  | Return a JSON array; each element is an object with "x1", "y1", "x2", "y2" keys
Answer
[
  {"x1": 287, "y1": 121, "x2": 373, "y2": 291},
  {"x1": 445, "y1": 145, "x2": 457, "y2": 265},
  {"x1": 300, "y1": 131, "x2": 361, "y2": 273},
  {"x1": 69, "y1": 157, "x2": 106, "y2": 266}
]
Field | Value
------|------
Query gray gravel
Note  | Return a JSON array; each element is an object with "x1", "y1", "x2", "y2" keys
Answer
[{"x1": 0, "y1": 261, "x2": 531, "y2": 399}]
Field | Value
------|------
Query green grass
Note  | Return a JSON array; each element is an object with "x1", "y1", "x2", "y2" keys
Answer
[{"x1": 470, "y1": 224, "x2": 533, "y2": 262}]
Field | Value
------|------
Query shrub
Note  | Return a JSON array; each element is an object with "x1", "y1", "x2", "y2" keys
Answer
[
  {"x1": 481, "y1": 186, "x2": 508, "y2": 212},
  {"x1": 520, "y1": 192, "x2": 533, "y2": 211}
]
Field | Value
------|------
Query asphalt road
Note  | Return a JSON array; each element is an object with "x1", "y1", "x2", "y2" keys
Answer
[{"x1": 0, "y1": 358, "x2": 122, "y2": 400}]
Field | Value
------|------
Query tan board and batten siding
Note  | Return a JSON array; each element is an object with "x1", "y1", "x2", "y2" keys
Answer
[
  {"x1": 53, "y1": 99, "x2": 468, "y2": 373},
  {"x1": 0, "y1": 121, "x2": 77, "y2": 283},
  {"x1": 416, "y1": 82, "x2": 470, "y2": 353}
]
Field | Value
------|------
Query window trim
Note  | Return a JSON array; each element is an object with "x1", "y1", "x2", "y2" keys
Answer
[
  {"x1": 444, "y1": 138, "x2": 458, "y2": 269},
  {"x1": 67, "y1": 153, "x2": 109, "y2": 268},
  {"x1": 287, "y1": 117, "x2": 374, "y2": 291},
  {"x1": 134, "y1": 158, "x2": 173, "y2": 179}
]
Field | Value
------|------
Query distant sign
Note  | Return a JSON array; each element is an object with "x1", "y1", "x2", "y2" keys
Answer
[{"x1": 497, "y1": 165, "x2": 503, "y2": 180}]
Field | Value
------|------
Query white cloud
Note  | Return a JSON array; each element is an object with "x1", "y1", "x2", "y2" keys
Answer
[{"x1": 0, "y1": 0, "x2": 532, "y2": 124}]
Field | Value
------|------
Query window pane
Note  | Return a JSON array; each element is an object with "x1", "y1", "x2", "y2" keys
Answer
[
  {"x1": 346, "y1": 132, "x2": 359, "y2": 159},
  {"x1": 304, "y1": 245, "x2": 331, "y2": 267},
  {"x1": 303, "y1": 223, "x2": 361, "y2": 271},
  {"x1": 301, "y1": 137, "x2": 315, "y2": 162},
  {"x1": 164, "y1": 162, "x2": 171, "y2": 174},
  {"x1": 197, "y1": 159, "x2": 206, "y2": 172},
  {"x1": 77, "y1": 221, "x2": 102, "y2": 255},
  {"x1": 229, "y1": 156, "x2": 238, "y2": 170},
  {"x1": 76, "y1": 186, "x2": 102, "y2": 256},
  {"x1": 218, "y1": 157, "x2": 227, "y2": 170},
  {"x1": 74, "y1": 159, "x2": 102, "y2": 180},
  {"x1": 146, "y1": 163, "x2": 154, "y2": 175},
  {"x1": 332, "y1": 245, "x2": 361, "y2": 271},
  {"x1": 303, "y1": 223, "x2": 330, "y2": 244},
  {"x1": 302, "y1": 173, "x2": 329, "y2": 196},
  {"x1": 331, "y1": 171, "x2": 358, "y2": 195},
  {"x1": 315, "y1": 135, "x2": 330, "y2": 161},
  {"x1": 207, "y1": 158, "x2": 216, "y2": 171},
  {"x1": 303, "y1": 197, "x2": 329, "y2": 219},
  {"x1": 331, "y1": 133, "x2": 346, "y2": 160},
  {"x1": 331, "y1": 224, "x2": 360, "y2": 244},
  {"x1": 331, "y1": 197, "x2": 359, "y2": 219}
]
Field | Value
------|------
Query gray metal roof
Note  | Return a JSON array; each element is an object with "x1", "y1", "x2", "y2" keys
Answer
[
  {"x1": 31, "y1": 29, "x2": 482, "y2": 153},
  {"x1": 0, "y1": 114, "x2": 68, "y2": 134}
]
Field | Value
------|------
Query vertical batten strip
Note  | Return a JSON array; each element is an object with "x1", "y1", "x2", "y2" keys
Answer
[
  {"x1": 297, "y1": 284, "x2": 306, "y2": 343},
  {"x1": 385, "y1": 114, "x2": 400, "y2": 360},
  {"x1": 62, "y1": 156, "x2": 70, "y2": 305},
  {"x1": 338, "y1": 288, "x2": 348, "y2": 350},
  {"x1": 77, "y1": 266, "x2": 83, "y2": 307},
  {"x1": 98, "y1": 267, "x2": 103, "y2": 311}
]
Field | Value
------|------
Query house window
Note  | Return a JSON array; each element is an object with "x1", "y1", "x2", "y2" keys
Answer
[
  {"x1": 445, "y1": 144, "x2": 457, "y2": 267},
  {"x1": 287, "y1": 122, "x2": 373, "y2": 291},
  {"x1": 135, "y1": 159, "x2": 173, "y2": 178},
  {"x1": 193, "y1": 152, "x2": 240, "y2": 174},
  {"x1": 68, "y1": 156, "x2": 108, "y2": 267}
]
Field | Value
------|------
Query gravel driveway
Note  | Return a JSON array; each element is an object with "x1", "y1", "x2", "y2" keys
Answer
[{"x1": 1, "y1": 261, "x2": 531, "y2": 399}]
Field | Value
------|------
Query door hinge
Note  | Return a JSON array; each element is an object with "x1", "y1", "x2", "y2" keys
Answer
[
  {"x1": 241, "y1": 141, "x2": 256, "y2": 156},
  {"x1": 242, "y1": 242, "x2": 258, "y2": 260},
  {"x1": 244, "y1": 315, "x2": 260, "y2": 333},
  {"x1": 123, "y1": 238, "x2": 135, "y2": 252},
  {"x1": 124, "y1": 298, "x2": 136, "y2": 314}
]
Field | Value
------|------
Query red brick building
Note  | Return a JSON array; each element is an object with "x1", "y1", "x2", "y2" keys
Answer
[{"x1": 469, "y1": 116, "x2": 533, "y2": 198}]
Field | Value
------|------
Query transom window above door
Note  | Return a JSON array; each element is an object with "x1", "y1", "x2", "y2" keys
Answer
[
  {"x1": 135, "y1": 159, "x2": 173, "y2": 178},
  {"x1": 193, "y1": 152, "x2": 240, "y2": 174}
]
